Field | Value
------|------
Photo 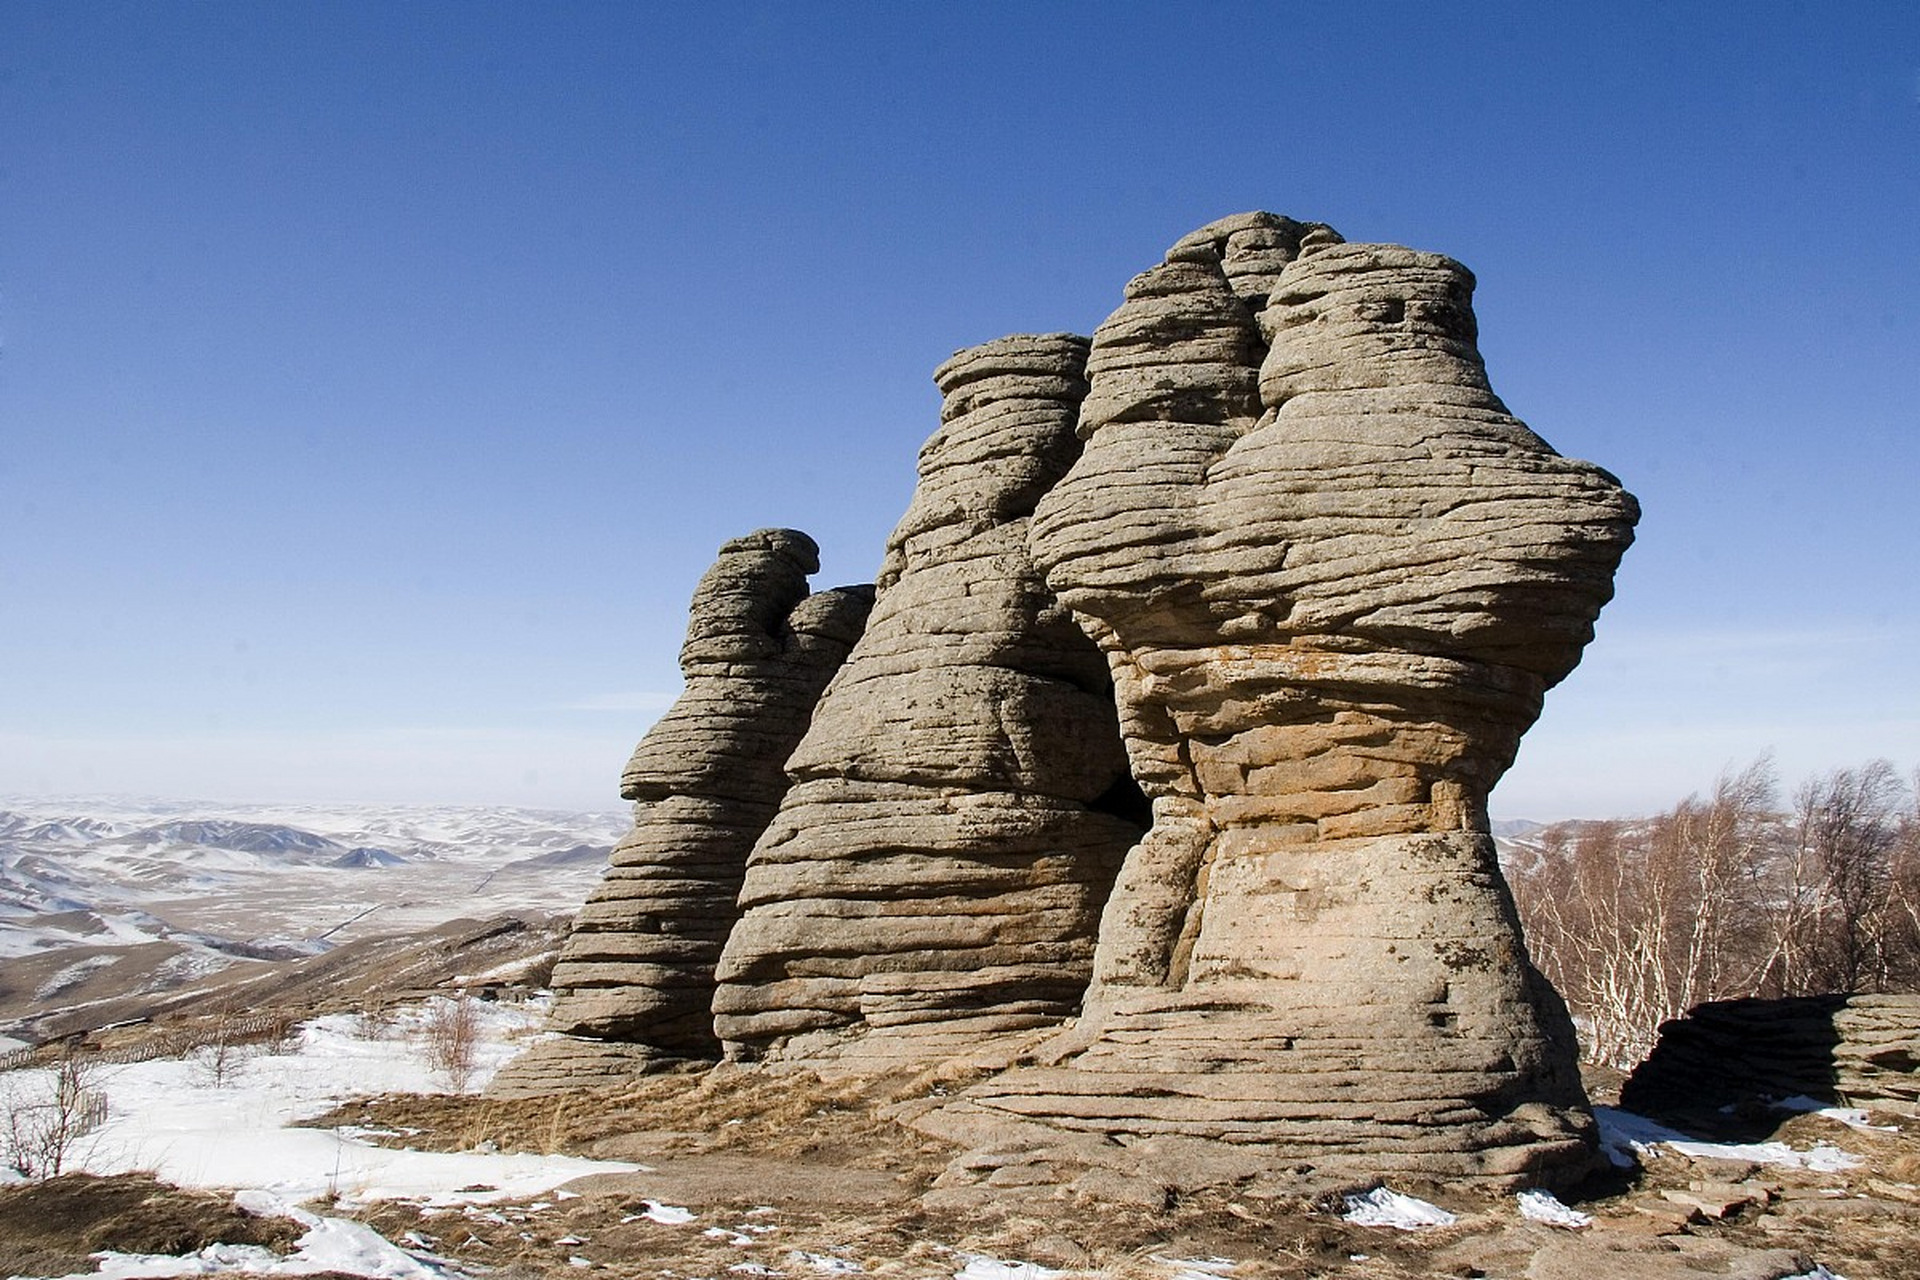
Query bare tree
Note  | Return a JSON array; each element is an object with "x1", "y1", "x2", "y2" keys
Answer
[
  {"x1": 1513, "y1": 755, "x2": 1920, "y2": 1068},
  {"x1": 418, "y1": 995, "x2": 482, "y2": 1093},
  {"x1": 1, "y1": 1051, "x2": 108, "y2": 1179},
  {"x1": 190, "y1": 1003, "x2": 250, "y2": 1088},
  {"x1": 1756, "y1": 761, "x2": 1907, "y2": 997},
  {"x1": 1890, "y1": 768, "x2": 1920, "y2": 982},
  {"x1": 1512, "y1": 756, "x2": 1781, "y2": 1067},
  {"x1": 1652, "y1": 755, "x2": 1779, "y2": 1011}
]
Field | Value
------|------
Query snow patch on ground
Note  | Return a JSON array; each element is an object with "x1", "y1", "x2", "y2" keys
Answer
[
  {"x1": 1772, "y1": 1095, "x2": 1899, "y2": 1133},
  {"x1": 38, "y1": 1190, "x2": 459, "y2": 1279},
  {"x1": 1516, "y1": 1188, "x2": 1592, "y2": 1228},
  {"x1": 954, "y1": 1257, "x2": 1065, "y2": 1280},
  {"x1": 55, "y1": 1000, "x2": 640, "y2": 1204},
  {"x1": 1341, "y1": 1187, "x2": 1458, "y2": 1230},
  {"x1": 1595, "y1": 1106, "x2": 1863, "y2": 1173},
  {"x1": 5, "y1": 997, "x2": 644, "y2": 1275},
  {"x1": 632, "y1": 1199, "x2": 696, "y2": 1225},
  {"x1": 788, "y1": 1251, "x2": 865, "y2": 1274}
]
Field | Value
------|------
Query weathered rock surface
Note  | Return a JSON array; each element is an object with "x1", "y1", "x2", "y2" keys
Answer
[
  {"x1": 910, "y1": 212, "x2": 1639, "y2": 1192},
  {"x1": 1623, "y1": 994, "x2": 1920, "y2": 1119},
  {"x1": 711, "y1": 335, "x2": 1146, "y2": 1058},
  {"x1": 505, "y1": 213, "x2": 1641, "y2": 1194},
  {"x1": 490, "y1": 529, "x2": 870, "y2": 1097}
]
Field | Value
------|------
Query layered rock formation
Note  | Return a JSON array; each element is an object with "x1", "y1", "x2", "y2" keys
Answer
[
  {"x1": 1623, "y1": 995, "x2": 1920, "y2": 1120},
  {"x1": 913, "y1": 213, "x2": 1639, "y2": 1194},
  {"x1": 489, "y1": 530, "x2": 871, "y2": 1096},
  {"x1": 711, "y1": 335, "x2": 1146, "y2": 1062},
  {"x1": 504, "y1": 212, "x2": 1639, "y2": 1193}
]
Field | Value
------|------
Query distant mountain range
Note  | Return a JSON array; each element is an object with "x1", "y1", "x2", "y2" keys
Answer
[{"x1": 0, "y1": 796, "x2": 628, "y2": 970}]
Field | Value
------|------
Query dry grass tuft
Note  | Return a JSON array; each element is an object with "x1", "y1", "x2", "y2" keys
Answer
[{"x1": 0, "y1": 1172, "x2": 300, "y2": 1276}]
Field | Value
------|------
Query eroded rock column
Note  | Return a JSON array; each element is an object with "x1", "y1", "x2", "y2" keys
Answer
[
  {"x1": 489, "y1": 529, "x2": 871, "y2": 1096},
  {"x1": 711, "y1": 335, "x2": 1146, "y2": 1064},
  {"x1": 922, "y1": 214, "x2": 1639, "y2": 1194}
]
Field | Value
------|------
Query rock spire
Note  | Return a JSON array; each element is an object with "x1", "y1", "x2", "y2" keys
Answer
[
  {"x1": 711, "y1": 335, "x2": 1147, "y2": 1064},
  {"x1": 489, "y1": 529, "x2": 870, "y2": 1096},
  {"x1": 501, "y1": 213, "x2": 1638, "y2": 1196}
]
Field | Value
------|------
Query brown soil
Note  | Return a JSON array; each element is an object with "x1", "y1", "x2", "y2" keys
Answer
[
  {"x1": 13, "y1": 924, "x2": 1920, "y2": 1279},
  {"x1": 6, "y1": 1060, "x2": 1920, "y2": 1278}
]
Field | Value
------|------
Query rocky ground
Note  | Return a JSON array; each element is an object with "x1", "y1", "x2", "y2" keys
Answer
[
  {"x1": 9, "y1": 1034, "x2": 1908, "y2": 1279},
  {"x1": 304, "y1": 1065, "x2": 1920, "y2": 1280}
]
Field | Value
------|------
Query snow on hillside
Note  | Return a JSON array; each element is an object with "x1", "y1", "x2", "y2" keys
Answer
[
  {"x1": 9, "y1": 998, "x2": 637, "y2": 1203},
  {"x1": 0, "y1": 797, "x2": 629, "y2": 962},
  {"x1": 0, "y1": 997, "x2": 643, "y2": 1278}
]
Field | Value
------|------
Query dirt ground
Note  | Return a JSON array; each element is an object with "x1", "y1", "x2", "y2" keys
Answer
[{"x1": 8, "y1": 959, "x2": 1918, "y2": 1279}]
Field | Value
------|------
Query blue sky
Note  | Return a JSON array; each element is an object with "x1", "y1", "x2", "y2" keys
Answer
[{"x1": 2, "y1": 2, "x2": 1915, "y2": 817}]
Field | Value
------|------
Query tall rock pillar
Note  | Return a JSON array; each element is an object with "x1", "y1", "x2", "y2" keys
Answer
[
  {"x1": 489, "y1": 529, "x2": 871, "y2": 1096},
  {"x1": 923, "y1": 213, "x2": 1638, "y2": 1194}
]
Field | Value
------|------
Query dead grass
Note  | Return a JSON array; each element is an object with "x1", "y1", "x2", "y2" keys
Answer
[
  {"x1": 0, "y1": 1172, "x2": 301, "y2": 1276},
  {"x1": 313, "y1": 1061, "x2": 954, "y2": 1172}
]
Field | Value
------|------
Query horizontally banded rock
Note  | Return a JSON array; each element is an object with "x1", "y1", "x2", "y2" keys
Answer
[
  {"x1": 711, "y1": 335, "x2": 1147, "y2": 1061},
  {"x1": 1623, "y1": 995, "x2": 1920, "y2": 1119},
  {"x1": 913, "y1": 212, "x2": 1640, "y2": 1194},
  {"x1": 489, "y1": 530, "x2": 870, "y2": 1096}
]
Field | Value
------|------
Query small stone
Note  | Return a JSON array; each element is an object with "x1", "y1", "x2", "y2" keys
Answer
[{"x1": 1659, "y1": 1186, "x2": 1755, "y2": 1219}]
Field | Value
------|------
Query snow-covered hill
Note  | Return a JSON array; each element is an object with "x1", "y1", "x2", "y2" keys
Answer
[{"x1": 0, "y1": 797, "x2": 628, "y2": 1025}]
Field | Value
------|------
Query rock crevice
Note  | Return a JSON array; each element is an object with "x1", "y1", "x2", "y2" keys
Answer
[{"x1": 711, "y1": 334, "x2": 1146, "y2": 1062}]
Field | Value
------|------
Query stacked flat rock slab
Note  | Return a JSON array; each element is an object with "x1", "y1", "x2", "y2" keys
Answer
[
  {"x1": 1622, "y1": 994, "x2": 1920, "y2": 1119},
  {"x1": 711, "y1": 335, "x2": 1146, "y2": 1061},
  {"x1": 909, "y1": 213, "x2": 1640, "y2": 1195},
  {"x1": 489, "y1": 530, "x2": 871, "y2": 1097}
]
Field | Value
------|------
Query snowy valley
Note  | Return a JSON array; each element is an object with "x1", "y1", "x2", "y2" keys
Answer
[{"x1": 0, "y1": 797, "x2": 628, "y2": 1048}]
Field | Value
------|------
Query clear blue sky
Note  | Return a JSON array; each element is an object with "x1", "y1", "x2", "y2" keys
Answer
[{"x1": 3, "y1": 2, "x2": 1915, "y2": 817}]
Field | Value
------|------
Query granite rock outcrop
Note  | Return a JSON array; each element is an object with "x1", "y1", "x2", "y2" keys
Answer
[
  {"x1": 489, "y1": 529, "x2": 870, "y2": 1097},
  {"x1": 914, "y1": 212, "x2": 1639, "y2": 1194},
  {"x1": 711, "y1": 335, "x2": 1147, "y2": 1063}
]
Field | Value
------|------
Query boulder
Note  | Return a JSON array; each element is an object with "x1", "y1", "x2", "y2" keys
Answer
[
  {"x1": 1623, "y1": 993, "x2": 1920, "y2": 1119},
  {"x1": 507, "y1": 214, "x2": 1642, "y2": 1196}
]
